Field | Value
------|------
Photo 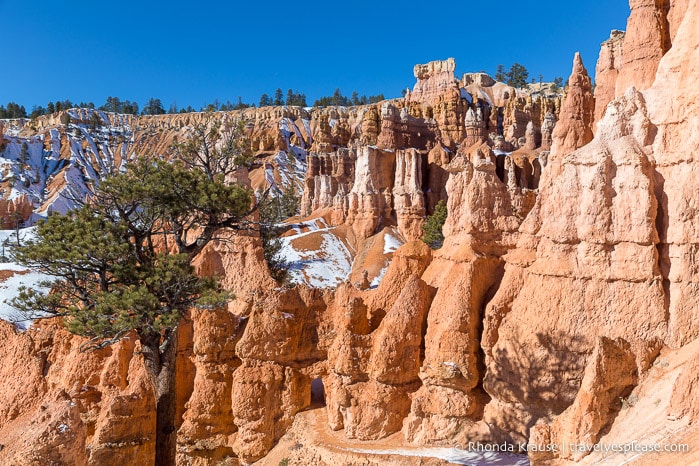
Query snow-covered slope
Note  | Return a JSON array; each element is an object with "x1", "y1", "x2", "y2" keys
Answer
[
  {"x1": 278, "y1": 218, "x2": 354, "y2": 288},
  {"x1": 1, "y1": 108, "x2": 311, "y2": 221},
  {"x1": 278, "y1": 219, "x2": 405, "y2": 289},
  {"x1": 1, "y1": 109, "x2": 135, "y2": 218}
]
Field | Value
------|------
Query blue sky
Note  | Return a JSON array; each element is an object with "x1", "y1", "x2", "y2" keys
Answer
[{"x1": 0, "y1": 0, "x2": 630, "y2": 110}]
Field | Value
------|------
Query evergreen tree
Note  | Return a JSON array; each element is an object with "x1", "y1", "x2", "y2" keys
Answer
[
  {"x1": 234, "y1": 96, "x2": 250, "y2": 110},
  {"x1": 550, "y1": 76, "x2": 564, "y2": 94},
  {"x1": 368, "y1": 94, "x2": 384, "y2": 104},
  {"x1": 1, "y1": 237, "x2": 10, "y2": 261},
  {"x1": 422, "y1": 200, "x2": 447, "y2": 249},
  {"x1": 19, "y1": 141, "x2": 30, "y2": 166},
  {"x1": 258, "y1": 185, "x2": 299, "y2": 283},
  {"x1": 9, "y1": 114, "x2": 257, "y2": 466},
  {"x1": 122, "y1": 100, "x2": 139, "y2": 115},
  {"x1": 259, "y1": 93, "x2": 271, "y2": 107},
  {"x1": 30, "y1": 106, "x2": 46, "y2": 119},
  {"x1": 495, "y1": 64, "x2": 506, "y2": 82},
  {"x1": 2, "y1": 102, "x2": 27, "y2": 118},
  {"x1": 100, "y1": 96, "x2": 120, "y2": 113},
  {"x1": 142, "y1": 98, "x2": 166, "y2": 115},
  {"x1": 332, "y1": 88, "x2": 343, "y2": 106},
  {"x1": 273, "y1": 88, "x2": 284, "y2": 106},
  {"x1": 10, "y1": 211, "x2": 24, "y2": 246},
  {"x1": 47, "y1": 102, "x2": 55, "y2": 114},
  {"x1": 506, "y1": 63, "x2": 529, "y2": 88}
]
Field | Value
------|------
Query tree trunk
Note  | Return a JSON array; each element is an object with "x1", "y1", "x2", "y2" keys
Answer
[{"x1": 142, "y1": 330, "x2": 178, "y2": 466}]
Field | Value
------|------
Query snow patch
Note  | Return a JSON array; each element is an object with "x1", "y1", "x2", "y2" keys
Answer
[
  {"x1": 341, "y1": 446, "x2": 529, "y2": 465},
  {"x1": 0, "y1": 228, "x2": 52, "y2": 330},
  {"x1": 383, "y1": 233, "x2": 403, "y2": 254},
  {"x1": 370, "y1": 265, "x2": 388, "y2": 289},
  {"x1": 460, "y1": 88, "x2": 473, "y2": 103},
  {"x1": 279, "y1": 226, "x2": 353, "y2": 288},
  {"x1": 478, "y1": 89, "x2": 494, "y2": 106}
]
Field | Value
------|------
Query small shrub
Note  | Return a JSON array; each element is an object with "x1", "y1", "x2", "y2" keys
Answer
[{"x1": 422, "y1": 200, "x2": 447, "y2": 249}]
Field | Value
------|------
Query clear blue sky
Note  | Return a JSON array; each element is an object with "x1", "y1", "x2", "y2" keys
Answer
[{"x1": 0, "y1": 0, "x2": 629, "y2": 110}]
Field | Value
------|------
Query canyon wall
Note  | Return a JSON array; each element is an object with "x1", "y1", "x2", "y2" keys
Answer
[{"x1": 1, "y1": 1, "x2": 699, "y2": 464}]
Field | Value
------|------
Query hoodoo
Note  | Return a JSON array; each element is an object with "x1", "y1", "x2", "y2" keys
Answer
[{"x1": 1, "y1": 1, "x2": 698, "y2": 464}]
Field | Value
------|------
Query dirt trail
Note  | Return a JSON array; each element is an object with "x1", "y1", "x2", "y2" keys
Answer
[{"x1": 259, "y1": 403, "x2": 528, "y2": 466}]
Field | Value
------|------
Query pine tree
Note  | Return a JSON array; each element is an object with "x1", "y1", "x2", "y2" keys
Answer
[
  {"x1": 122, "y1": 100, "x2": 139, "y2": 115},
  {"x1": 506, "y1": 63, "x2": 529, "y2": 88},
  {"x1": 3, "y1": 102, "x2": 27, "y2": 118},
  {"x1": 368, "y1": 94, "x2": 384, "y2": 104},
  {"x1": 495, "y1": 64, "x2": 506, "y2": 82},
  {"x1": 258, "y1": 185, "x2": 300, "y2": 283},
  {"x1": 422, "y1": 200, "x2": 447, "y2": 249},
  {"x1": 19, "y1": 141, "x2": 30, "y2": 166},
  {"x1": 259, "y1": 93, "x2": 271, "y2": 107},
  {"x1": 142, "y1": 98, "x2": 166, "y2": 115},
  {"x1": 273, "y1": 88, "x2": 284, "y2": 106},
  {"x1": 29, "y1": 106, "x2": 46, "y2": 119},
  {"x1": 9, "y1": 114, "x2": 258, "y2": 466},
  {"x1": 550, "y1": 76, "x2": 564, "y2": 94},
  {"x1": 332, "y1": 88, "x2": 343, "y2": 106}
]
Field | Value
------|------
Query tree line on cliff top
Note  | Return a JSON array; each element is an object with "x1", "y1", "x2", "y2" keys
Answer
[
  {"x1": 494, "y1": 63, "x2": 565, "y2": 91},
  {"x1": 1, "y1": 86, "x2": 389, "y2": 121}
]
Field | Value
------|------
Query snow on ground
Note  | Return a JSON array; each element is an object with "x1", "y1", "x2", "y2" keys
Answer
[
  {"x1": 0, "y1": 228, "x2": 52, "y2": 330},
  {"x1": 383, "y1": 233, "x2": 403, "y2": 254},
  {"x1": 288, "y1": 217, "x2": 328, "y2": 235},
  {"x1": 301, "y1": 119, "x2": 312, "y2": 146},
  {"x1": 369, "y1": 265, "x2": 388, "y2": 288},
  {"x1": 493, "y1": 150, "x2": 511, "y2": 156},
  {"x1": 460, "y1": 88, "x2": 473, "y2": 103},
  {"x1": 273, "y1": 149, "x2": 307, "y2": 192},
  {"x1": 342, "y1": 446, "x2": 529, "y2": 465},
  {"x1": 369, "y1": 231, "x2": 404, "y2": 288},
  {"x1": 279, "y1": 224, "x2": 353, "y2": 288},
  {"x1": 478, "y1": 89, "x2": 494, "y2": 106},
  {"x1": 1, "y1": 109, "x2": 138, "y2": 222}
]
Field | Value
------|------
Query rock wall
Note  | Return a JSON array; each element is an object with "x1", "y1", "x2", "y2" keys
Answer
[
  {"x1": 0, "y1": 320, "x2": 157, "y2": 465},
  {"x1": 5, "y1": 3, "x2": 699, "y2": 464},
  {"x1": 480, "y1": 0, "x2": 699, "y2": 459}
]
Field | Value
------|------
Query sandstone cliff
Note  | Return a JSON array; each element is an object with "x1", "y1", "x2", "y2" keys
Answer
[{"x1": 2, "y1": 2, "x2": 699, "y2": 464}]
